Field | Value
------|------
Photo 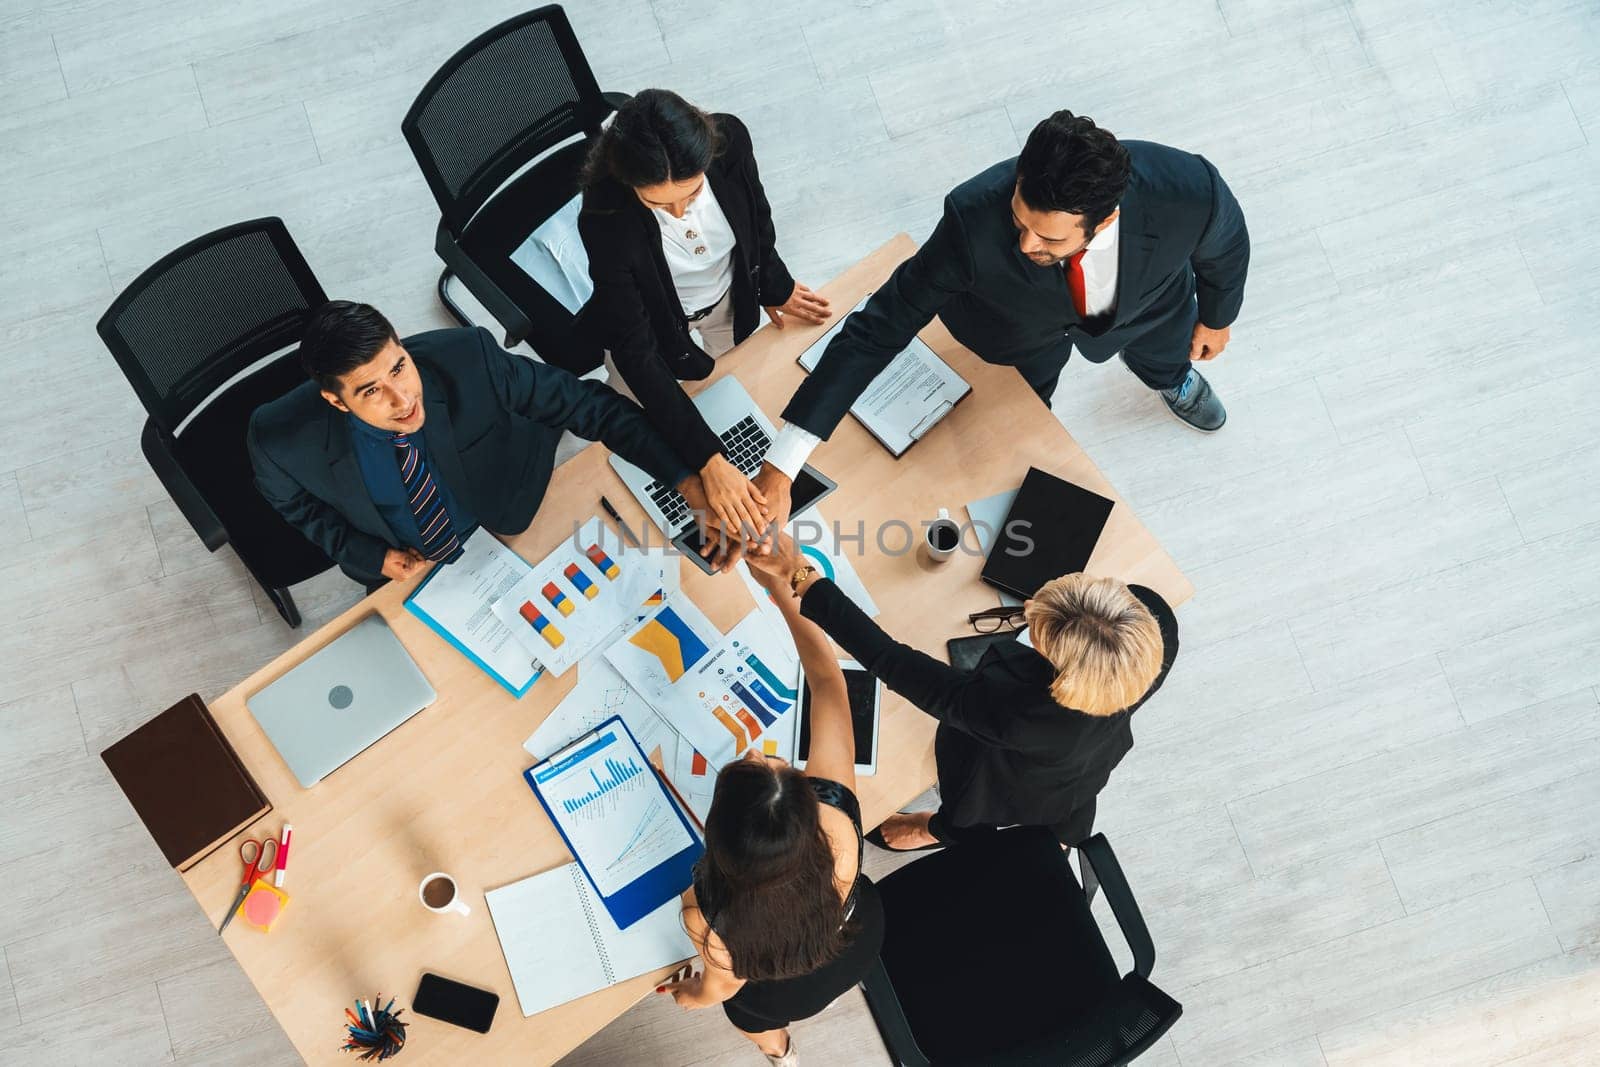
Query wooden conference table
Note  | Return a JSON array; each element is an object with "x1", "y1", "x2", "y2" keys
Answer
[{"x1": 180, "y1": 235, "x2": 1193, "y2": 1065}]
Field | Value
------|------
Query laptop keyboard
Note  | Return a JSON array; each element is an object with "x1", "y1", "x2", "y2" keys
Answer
[{"x1": 646, "y1": 415, "x2": 771, "y2": 529}]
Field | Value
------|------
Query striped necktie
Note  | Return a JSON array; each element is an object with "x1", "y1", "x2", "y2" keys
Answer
[{"x1": 391, "y1": 433, "x2": 462, "y2": 562}]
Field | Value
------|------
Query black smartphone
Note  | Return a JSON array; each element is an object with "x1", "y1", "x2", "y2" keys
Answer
[
  {"x1": 945, "y1": 630, "x2": 1020, "y2": 672},
  {"x1": 413, "y1": 973, "x2": 499, "y2": 1034}
]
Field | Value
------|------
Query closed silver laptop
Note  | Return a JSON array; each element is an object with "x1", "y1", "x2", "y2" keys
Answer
[{"x1": 246, "y1": 614, "x2": 436, "y2": 788}]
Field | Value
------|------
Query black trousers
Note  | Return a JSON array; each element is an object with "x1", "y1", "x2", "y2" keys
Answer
[
  {"x1": 1013, "y1": 298, "x2": 1197, "y2": 406},
  {"x1": 928, "y1": 799, "x2": 1097, "y2": 849}
]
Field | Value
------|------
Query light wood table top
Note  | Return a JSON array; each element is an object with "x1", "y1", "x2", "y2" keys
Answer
[{"x1": 180, "y1": 235, "x2": 1192, "y2": 1065}]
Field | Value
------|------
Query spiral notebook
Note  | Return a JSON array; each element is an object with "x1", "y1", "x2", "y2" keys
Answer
[{"x1": 485, "y1": 862, "x2": 693, "y2": 1017}]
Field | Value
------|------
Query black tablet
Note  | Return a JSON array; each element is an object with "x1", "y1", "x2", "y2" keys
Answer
[{"x1": 979, "y1": 467, "x2": 1114, "y2": 600}]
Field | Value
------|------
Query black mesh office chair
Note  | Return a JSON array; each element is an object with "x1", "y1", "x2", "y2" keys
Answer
[
  {"x1": 401, "y1": 4, "x2": 627, "y2": 373},
  {"x1": 96, "y1": 218, "x2": 336, "y2": 628},
  {"x1": 862, "y1": 828, "x2": 1182, "y2": 1066}
]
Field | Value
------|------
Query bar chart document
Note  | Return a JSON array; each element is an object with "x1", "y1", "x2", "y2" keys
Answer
[{"x1": 525, "y1": 716, "x2": 702, "y2": 928}]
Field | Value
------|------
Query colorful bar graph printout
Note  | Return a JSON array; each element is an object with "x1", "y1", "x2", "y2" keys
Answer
[
  {"x1": 542, "y1": 581, "x2": 574, "y2": 616},
  {"x1": 627, "y1": 606, "x2": 712, "y2": 680},
  {"x1": 564, "y1": 562, "x2": 598, "y2": 599},
  {"x1": 732, "y1": 706, "x2": 763, "y2": 739},
  {"x1": 585, "y1": 544, "x2": 621, "y2": 579},
  {"x1": 690, "y1": 751, "x2": 708, "y2": 776},
  {"x1": 711, "y1": 705, "x2": 747, "y2": 749},
  {"x1": 743, "y1": 652, "x2": 797, "y2": 700},
  {"x1": 729, "y1": 681, "x2": 778, "y2": 726},
  {"x1": 518, "y1": 601, "x2": 565, "y2": 648}
]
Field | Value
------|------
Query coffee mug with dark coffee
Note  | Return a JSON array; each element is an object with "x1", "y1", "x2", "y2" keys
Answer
[
  {"x1": 419, "y1": 871, "x2": 471, "y2": 916},
  {"x1": 925, "y1": 507, "x2": 961, "y2": 563}
]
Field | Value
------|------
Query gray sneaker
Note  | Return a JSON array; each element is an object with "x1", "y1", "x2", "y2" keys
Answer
[{"x1": 1161, "y1": 368, "x2": 1226, "y2": 431}]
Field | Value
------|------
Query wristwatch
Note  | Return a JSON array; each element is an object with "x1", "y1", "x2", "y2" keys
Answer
[{"x1": 788, "y1": 564, "x2": 817, "y2": 598}]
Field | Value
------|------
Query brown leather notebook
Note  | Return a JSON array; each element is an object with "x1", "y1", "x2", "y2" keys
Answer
[{"x1": 101, "y1": 693, "x2": 272, "y2": 870}]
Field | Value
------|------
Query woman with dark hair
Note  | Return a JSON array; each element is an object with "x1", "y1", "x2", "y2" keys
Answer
[
  {"x1": 657, "y1": 544, "x2": 880, "y2": 1065},
  {"x1": 579, "y1": 88, "x2": 830, "y2": 548}
]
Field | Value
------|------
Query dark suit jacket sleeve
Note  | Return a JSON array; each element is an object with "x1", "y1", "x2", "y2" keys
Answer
[
  {"x1": 723, "y1": 115, "x2": 795, "y2": 307},
  {"x1": 577, "y1": 209, "x2": 727, "y2": 472},
  {"x1": 779, "y1": 194, "x2": 977, "y2": 438},
  {"x1": 798, "y1": 579, "x2": 1028, "y2": 749},
  {"x1": 1190, "y1": 156, "x2": 1250, "y2": 330},
  {"x1": 1129, "y1": 585, "x2": 1181, "y2": 707},
  {"x1": 247, "y1": 416, "x2": 389, "y2": 578},
  {"x1": 474, "y1": 328, "x2": 691, "y2": 486}
]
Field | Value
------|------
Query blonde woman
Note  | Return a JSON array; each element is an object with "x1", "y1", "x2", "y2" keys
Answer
[{"x1": 746, "y1": 536, "x2": 1178, "y2": 851}]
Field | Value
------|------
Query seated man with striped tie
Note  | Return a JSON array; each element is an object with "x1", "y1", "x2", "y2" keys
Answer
[{"x1": 248, "y1": 300, "x2": 712, "y2": 590}]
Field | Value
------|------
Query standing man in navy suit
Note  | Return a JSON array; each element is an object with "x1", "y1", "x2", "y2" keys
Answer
[{"x1": 754, "y1": 110, "x2": 1249, "y2": 529}]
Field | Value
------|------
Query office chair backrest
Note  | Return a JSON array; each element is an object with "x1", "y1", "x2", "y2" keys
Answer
[
  {"x1": 97, "y1": 217, "x2": 327, "y2": 436},
  {"x1": 402, "y1": 5, "x2": 610, "y2": 237}
]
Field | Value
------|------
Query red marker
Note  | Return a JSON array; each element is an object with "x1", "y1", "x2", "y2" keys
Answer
[{"x1": 274, "y1": 824, "x2": 293, "y2": 887}]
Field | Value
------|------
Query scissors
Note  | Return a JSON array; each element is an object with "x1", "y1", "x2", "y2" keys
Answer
[{"x1": 218, "y1": 836, "x2": 278, "y2": 934}]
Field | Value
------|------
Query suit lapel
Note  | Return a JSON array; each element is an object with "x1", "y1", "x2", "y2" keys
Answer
[
  {"x1": 419, "y1": 366, "x2": 473, "y2": 512},
  {"x1": 323, "y1": 408, "x2": 395, "y2": 541},
  {"x1": 1112, "y1": 185, "x2": 1161, "y2": 327}
]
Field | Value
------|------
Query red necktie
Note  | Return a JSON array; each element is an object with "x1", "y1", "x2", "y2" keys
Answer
[{"x1": 1064, "y1": 249, "x2": 1088, "y2": 318}]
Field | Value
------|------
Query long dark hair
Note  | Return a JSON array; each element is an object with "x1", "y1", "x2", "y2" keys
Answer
[
  {"x1": 582, "y1": 88, "x2": 720, "y2": 191},
  {"x1": 693, "y1": 758, "x2": 850, "y2": 981}
]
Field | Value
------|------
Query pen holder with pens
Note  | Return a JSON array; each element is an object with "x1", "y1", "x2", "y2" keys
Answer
[{"x1": 342, "y1": 997, "x2": 408, "y2": 1061}]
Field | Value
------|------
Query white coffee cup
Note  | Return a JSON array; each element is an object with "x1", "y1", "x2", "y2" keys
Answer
[
  {"x1": 924, "y1": 507, "x2": 961, "y2": 563},
  {"x1": 418, "y1": 872, "x2": 471, "y2": 916}
]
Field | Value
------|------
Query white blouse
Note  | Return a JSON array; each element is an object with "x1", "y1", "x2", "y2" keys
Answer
[{"x1": 654, "y1": 175, "x2": 737, "y2": 315}]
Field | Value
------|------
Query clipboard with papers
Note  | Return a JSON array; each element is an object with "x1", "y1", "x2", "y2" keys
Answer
[
  {"x1": 797, "y1": 294, "x2": 972, "y2": 457},
  {"x1": 523, "y1": 715, "x2": 703, "y2": 930}
]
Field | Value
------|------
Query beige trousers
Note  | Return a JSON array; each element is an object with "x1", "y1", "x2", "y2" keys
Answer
[{"x1": 604, "y1": 291, "x2": 737, "y2": 402}]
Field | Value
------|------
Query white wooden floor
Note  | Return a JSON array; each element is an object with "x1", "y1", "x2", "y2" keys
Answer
[{"x1": 2, "y1": 0, "x2": 1598, "y2": 1063}]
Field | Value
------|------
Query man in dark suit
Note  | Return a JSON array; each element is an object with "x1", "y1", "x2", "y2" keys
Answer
[
  {"x1": 754, "y1": 110, "x2": 1249, "y2": 526},
  {"x1": 248, "y1": 301, "x2": 709, "y2": 588}
]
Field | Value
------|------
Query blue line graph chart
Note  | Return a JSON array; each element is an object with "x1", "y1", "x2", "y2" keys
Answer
[{"x1": 563, "y1": 754, "x2": 646, "y2": 814}]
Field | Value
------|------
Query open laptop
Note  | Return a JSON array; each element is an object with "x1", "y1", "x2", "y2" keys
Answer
[
  {"x1": 608, "y1": 377, "x2": 836, "y2": 569},
  {"x1": 246, "y1": 614, "x2": 436, "y2": 788}
]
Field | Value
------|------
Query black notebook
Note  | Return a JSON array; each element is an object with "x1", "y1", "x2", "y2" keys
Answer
[{"x1": 980, "y1": 468, "x2": 1115, "y2": 600}]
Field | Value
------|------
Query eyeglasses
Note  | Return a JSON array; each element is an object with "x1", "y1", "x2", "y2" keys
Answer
[{"x1": 968, "y1": 607, "x2": 1027, "y2": 633}]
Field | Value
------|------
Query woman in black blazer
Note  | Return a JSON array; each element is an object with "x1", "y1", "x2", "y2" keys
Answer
[
  {"x1": 578, "y1": 89, "x2": 830, "y2": 543},
  {"x1": 748, "y1": 535, "x2": 1179, "y2": 850}
]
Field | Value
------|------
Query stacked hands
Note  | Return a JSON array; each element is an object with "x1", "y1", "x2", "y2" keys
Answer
[
  {"x1": 674, "y1": 282, "x2": 829, "y2": 573},
  {"x1": 676, "y1": 461, "x2": 800, "y2": 573}
]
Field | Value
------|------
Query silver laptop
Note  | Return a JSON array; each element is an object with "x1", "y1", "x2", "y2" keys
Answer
[
  {"x1": 608, "y1": 377, "x2": 836, "y2": 553},
  {"x1": 246, "y1": 614, "x2": 436, "y2": 788}
]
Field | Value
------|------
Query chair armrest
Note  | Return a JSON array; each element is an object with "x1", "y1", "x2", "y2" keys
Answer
[
  {"x1": 1078, "y1": 833, "x2": 1156, "y2": 979},
  {"x1": 434, "y1": 219, "x2": 533, "y2": 345},
  {"x1": 140, "y1": 419, "x2": 227, "y2": 551},
  {"x1": 600, "y1": 91, "x2": 631, "y2": 114}
]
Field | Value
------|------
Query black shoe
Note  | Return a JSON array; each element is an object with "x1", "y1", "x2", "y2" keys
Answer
[
  {"x1": 866, "y1": 823, "x2": 947, "y2": 853},
  {"x1": 1161, "y1": 368, "x2": 1226, "y2": 431}
]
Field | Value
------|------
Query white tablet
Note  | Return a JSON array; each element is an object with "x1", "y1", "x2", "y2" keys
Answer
[{"x1": 791, "y1": 660, "x2": 880, "y2": 776}]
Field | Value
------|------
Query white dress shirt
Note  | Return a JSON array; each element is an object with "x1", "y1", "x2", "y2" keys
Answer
[
  {"x1": 1076, "y1": 213, "x2": 1120, "y2": 318},
  {"x1": 656, "y1": 176, "x2": 736, "y2": 315},
  {"x1": 764, "y1": 211, "x2": 1124, "y2": 480}
]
